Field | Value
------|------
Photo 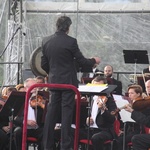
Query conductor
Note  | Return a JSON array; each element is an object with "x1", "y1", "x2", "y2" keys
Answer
[{"x1": 41, "y1": 15, "x2": 100, "y2": 150}]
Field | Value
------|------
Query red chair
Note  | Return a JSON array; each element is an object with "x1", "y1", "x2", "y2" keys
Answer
[
  {"x1": 127, "y1": 126, "x2": 150, "y2": 150},
  {"x1": 127, "y1": 142, "x2": 133, "y2": 150},
  {"x1": 79, "y1": 118, "x2": 120, "y2": 150},
  {"x1": 27, "y1": 137, "x2": 38, "y2": 150}
]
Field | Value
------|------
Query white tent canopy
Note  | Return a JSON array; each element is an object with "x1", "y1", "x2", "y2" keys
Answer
[{"x1": 24, "y1": 0, "x2": 150, "y2": 12}]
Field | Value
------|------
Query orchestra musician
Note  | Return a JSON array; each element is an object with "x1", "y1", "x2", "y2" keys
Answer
[
  {"x1": 125, "y1": 80, "x2": 150, "y2": 150},
  {"x1": 13, "y1": 78, "x2": 45, "y2": 150},
  {"x1": 143, "y1": 65, "x2": 150, "y2": 74},
  {"x1": 104, "y1": 65, "x2": 122, "y2": 95},
  {"x1": 15, "y1": 84, "x2": 25, "y2": 92},
  {"x1": 117, "y1": 84, "x2": 142, "y2": 150},
  {"x1": 41, "y1": 15, "x2": 100, "y2": 150},
  {"x1": 0, "y1": 86, "x2": 18, "y2": 150},
  {"x1": 77, "y1": 76, "x2": 117, "y2": 150},
  {"x1": 0, "y1": 87, "x2": 17, "y2": 111}
]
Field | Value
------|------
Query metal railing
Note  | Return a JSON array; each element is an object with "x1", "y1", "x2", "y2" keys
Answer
[{"x1": 22, "y1": 83, "x2": 81, "y2": 150}]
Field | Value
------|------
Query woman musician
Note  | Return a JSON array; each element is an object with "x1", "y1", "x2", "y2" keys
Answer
[
  {"x1": 117, "y1": 84, "x2": 143, "y2": 150},
  {"x1": 124, "y1": 80, "x2": 150, "y2": 150}
]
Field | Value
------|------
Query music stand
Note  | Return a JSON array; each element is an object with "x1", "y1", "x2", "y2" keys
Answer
[
  {"x1": 0, "y1": 91, "x2": 25, "y2": 150},
  {"x1": 123, "y1": 50, "x2": 149, "y2": 83},
  {"x1": 0, "y1": 91, "x2": 25, "y2": 117}
]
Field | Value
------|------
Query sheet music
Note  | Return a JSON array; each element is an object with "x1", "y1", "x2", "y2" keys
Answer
[
  {"x1": 113, "y1": 94, "x2": 135, "y2": 123},
  {"x1": 78, "y1": 85, "x2": 108, "y2": 93}
]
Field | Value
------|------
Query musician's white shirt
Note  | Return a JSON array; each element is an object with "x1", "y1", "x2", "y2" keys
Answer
[{"x1": 90, "y1": 95, "x2": 98, "y2": 128}]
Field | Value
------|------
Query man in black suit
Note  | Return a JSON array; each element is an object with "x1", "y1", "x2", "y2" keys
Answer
[
  {"x1": 104, "y1": 65, "x2": 122, "y2": 95},
  {"x1": 41, "y1": 15, "x2": 100, "y2": 150}
]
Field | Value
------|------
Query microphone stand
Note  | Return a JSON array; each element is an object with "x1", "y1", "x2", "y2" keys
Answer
[
  {"x1": 0, "y1": 27, "x2": 21, "y2": 58},
  {"x1": 9, "y1": 108, "x2": 14, "y2": 150}
]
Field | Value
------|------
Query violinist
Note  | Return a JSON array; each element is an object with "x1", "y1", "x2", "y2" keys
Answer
[
  {"x1": 145, "y1": 80, "x2": 150, "y2": 96},
  {"x1": 117, "y1": 84, "x2": 142, "y2": 150},
  {"x1": 125, "y1": 80, "x2": 150, "y2": 150},
  {"x1": 35, "y1": 76, "x2": 47, "y2": 91},
  {"x1": 0, "y1": 87, "x2": 17, "y2": 111},
  {"x1": 0, "y1": 86, "x2": 17, "y2": 150},
  {"x1": 13, "y1": 78, "x2": 44, "y2": 150},
  {"x1": 15, "y1": 84, "x2": 25, "y2": 92},
  {"x1": 76, "y1": 75, "x2": 117, "y2": 150}
]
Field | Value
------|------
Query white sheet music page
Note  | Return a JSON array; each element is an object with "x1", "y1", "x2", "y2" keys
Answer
[
  {"x1": 113, "y1": 94, "x2": 135, "y2": 123},
  {"x1": 78, "y1": 84, "x2": 108, "y2": 93}
]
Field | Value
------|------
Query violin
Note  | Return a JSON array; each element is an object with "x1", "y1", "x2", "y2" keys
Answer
[
  {"x1": 132, "y1": 96, "x2": 150, "y2": 111},
  {"x1": 97, "y1": 96, "x2": 108, "y2": 110},
  {"x1": 110, "y1": 104, "x2": 132, "y2": 116},
  {"x1": 30, "y1": 95, "x2": 45, "y2": 109}
]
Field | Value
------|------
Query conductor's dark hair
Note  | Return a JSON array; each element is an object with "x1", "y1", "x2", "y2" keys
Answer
[{"x1": 56, "y1": 16, "x2": 72, "y2": 32}]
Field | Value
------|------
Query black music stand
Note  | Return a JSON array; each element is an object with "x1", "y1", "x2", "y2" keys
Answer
[
  {"x1": 0, "y1": 91, "x2": 25, "y2": 150},
  {"x1": 123, "y1": 50, "x2": 149, "y2": 83},
  {"x1": 0, "y1": 91, "x2": 25, "y2": 116}
]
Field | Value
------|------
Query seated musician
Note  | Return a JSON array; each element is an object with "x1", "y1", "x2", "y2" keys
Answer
[
  {"x1": 0, "y1": 86, "x2": 17, "y2": 150},
  {"x1": 117, "y1": 85, "x2": 142, "y2": 150},
  {"x1": 143, "y1": 65, "x2": 150, "y2": 74},
  {"x1": 125, "y1": 80, "x2": 150, "y2": 150},
  {"x1": 15, "y1": 84, "x2": 25, "y2": 92},
  {"x1": 104, "y1": 65, "x2": 122, "y2": 95},
  {"x1": 2, "y1": 86, "x2": 17, "y2": 100},
  {"x1": 78, "y1": 75, "x2": 117, "y2": 150},
  {"x1": 0, "y1": 112, "x2": 16, "y2": 150},
  {"x1": 35, "y1": 76, "x2": 48, "y2": 91},
  {"x1": 13, "y1": 78, "x2": 45, "y2": 150}
]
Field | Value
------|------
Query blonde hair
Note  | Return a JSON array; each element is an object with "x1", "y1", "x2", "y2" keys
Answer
[{"x1": 15, "y1": 84, "x2": 24, "y2": 91}]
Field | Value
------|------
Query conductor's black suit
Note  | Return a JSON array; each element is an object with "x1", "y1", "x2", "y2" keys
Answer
[{"x1": 41, "y1": 31, "x2": 96, "y2": 150}]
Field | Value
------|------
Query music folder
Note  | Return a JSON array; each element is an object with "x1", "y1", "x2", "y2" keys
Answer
[{"x1": 0, "y1": 91, "x2": 25, "y2": 117}]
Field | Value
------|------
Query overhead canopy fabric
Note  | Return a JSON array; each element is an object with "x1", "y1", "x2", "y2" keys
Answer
[{"x1": 24, "y1": 0, "x2": 150, "y2": 12}]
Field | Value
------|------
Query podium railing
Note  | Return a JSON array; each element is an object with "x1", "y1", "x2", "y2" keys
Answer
[{"x1": 22, "y1": 83, "x2": 81, "y2": 150}]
